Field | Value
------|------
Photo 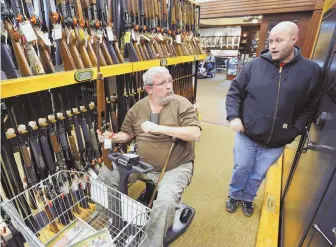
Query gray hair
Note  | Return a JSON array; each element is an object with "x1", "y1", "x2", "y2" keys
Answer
[{"x1": 142, "y1": 66, "x2": 170, "y2": 86}]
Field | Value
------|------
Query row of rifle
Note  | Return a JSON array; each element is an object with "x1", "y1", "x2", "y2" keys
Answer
[
  {"x1": 0, "y1": 62, "x2": 196, "y2": 242},
  {"x1": 1, "y1": 0, "x2": 203, "y2": 80}
]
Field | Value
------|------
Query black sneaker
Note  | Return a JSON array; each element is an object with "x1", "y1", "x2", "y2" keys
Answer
[
  {"x1": 226, "y1": 196, "x2": 239, "y2": 213},
  {"x1": 242, "y1": 201, "x2": 254, "y2": 216}
]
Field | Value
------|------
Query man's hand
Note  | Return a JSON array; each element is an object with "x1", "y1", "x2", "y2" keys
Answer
[
  {"x1": 229, "y1": 118, "x2": 245, "y2": 133},
  {"x1": 96, "y1": 130, "x2": 114, "y2": 143},
  {"x1": 141, "y1": 121, "x2": 160, "y2": 134}
]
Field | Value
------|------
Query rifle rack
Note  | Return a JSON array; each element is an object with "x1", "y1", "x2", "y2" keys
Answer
[{"x1": 1, "y1": 55, "x2": 206, "y2": 99}]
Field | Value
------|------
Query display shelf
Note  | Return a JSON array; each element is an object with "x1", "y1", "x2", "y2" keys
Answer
[
  {"x1": 1, "y1": 55, "x2": 206, "y2": 99},
  {"x1": 132, "y1": 59, "x2": 161, "y2": 72}
]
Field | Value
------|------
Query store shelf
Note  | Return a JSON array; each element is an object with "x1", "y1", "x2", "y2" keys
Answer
[
  {"x1": 1, "y1": 63, "x2": 132, "y2": 99},
  {"x1": 1, "y1": 55, "x2": 206, "y2": 99},
  {"x1": 132, "y1": 59, "x2": 161, "y2": 72}
]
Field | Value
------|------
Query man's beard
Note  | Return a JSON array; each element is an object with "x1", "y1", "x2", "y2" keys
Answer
[{"x1": 158, "y1": 91, "x2": 174, "y2": 105}]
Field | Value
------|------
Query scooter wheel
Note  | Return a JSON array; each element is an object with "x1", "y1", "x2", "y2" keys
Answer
[{"x1": 179, "y1": 208, "x2": 192, "y2": 223}]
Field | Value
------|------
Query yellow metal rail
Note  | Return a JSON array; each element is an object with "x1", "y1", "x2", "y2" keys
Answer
[
  {"x1": 1, "y1": 54, "x2": 206, "y2": 99},
  {"x1": 256, "y1": 155, "x2": 283, "y2": 247}
]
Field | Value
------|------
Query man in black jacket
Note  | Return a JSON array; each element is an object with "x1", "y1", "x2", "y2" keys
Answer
[{"x1": 225, "y1": 21, "x2": 321, "y2": 216}]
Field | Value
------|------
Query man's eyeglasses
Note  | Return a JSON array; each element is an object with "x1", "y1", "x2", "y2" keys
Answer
[{"x1": 151, "y1": 80, "x2": 173, "y2": 87}]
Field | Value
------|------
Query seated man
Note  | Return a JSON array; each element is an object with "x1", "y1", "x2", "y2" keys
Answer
[
  {"x1": 97, "y1": 66, "x2": 201, "y2": 247},
  {"x1": 205, "y1": 51, "x2": 215, "y2": 72}
]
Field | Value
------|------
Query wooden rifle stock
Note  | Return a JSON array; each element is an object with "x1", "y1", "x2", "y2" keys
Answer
[
  {"x1": 114, "y1": 42, "x2": 124, "y2": 63},
  {"x1": 74, "y1": 27, "x2": 92, "y2": 68},
  {"x1": 69, "y1": 135, "x2": 82, "y2": 170},
  {"x1": 59, "y1": 33, "x2": 77, "y2": 70},
  {"x1": 87, "y1": 38, "x2": 98, "y2": 66},
  {"x1": 134, "y1": 42, "x2": 144, "y2": 61},
  {"x1": 100, "y1": 40, "x2": 113, "y2": 65},
  {"x1": 36, "y1": 37, "x2": 55, "y2": 73},
  {"x1": 96, "y1": 41, "x2": 112, "y2": 170},
  {"x1": 50, "y1": 133, "x2": 61, "y2": 153},
  {"x1": 68, "y1": 31, "x2": 85, "y2": 69},
  {"x1": 24, "y1": 43, "x2": 45, "y2": 75},
  {"x1": 3, "y1": 21, "x2": 33, "y2": 77}
]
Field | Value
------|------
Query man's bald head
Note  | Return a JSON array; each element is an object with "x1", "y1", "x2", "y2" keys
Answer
[
  {"x1": 268, "y1": 21, "x2": 299, "y2": 62},
  {"x1": 270, "y1": 21, "x2": 299, "y2": 38}
]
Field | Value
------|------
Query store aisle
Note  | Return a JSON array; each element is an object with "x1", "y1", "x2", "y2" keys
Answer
[
  {"x1": 171, "y1": 74, "x2": 265, "y2": 247},
  {"x1": 195, "y1": 73, "x2": 231, "y2": 127}
]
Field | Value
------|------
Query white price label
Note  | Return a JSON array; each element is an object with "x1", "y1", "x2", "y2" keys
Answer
[
  {"x1": 96, "y1": 30, "x2": 103, "y2": 43},
  {"x1": 104, "y1": 138, "x2": 112, "y2": 149},
  {"x1": 52, "y1": 24, "x2": 62, "y2": 41},
  {"x1": 19, "y1": 21, "x2": 37, "y2": 42},
  {"x1": 137, "y1": 34, "x2": 140, "y2": 45},
  {"x1": 158, "y1": 33, "x2": 164, "y2": 41},
  {"x1": 176, "y1": 34, "x2": 181, "y2": 44},
  {"x1": 106, "y1": 26, "x2": 114, "y2": 41},
  {"x1": 142, "y1": 35, "x2": 150, "y2": 41},
  {"x1": 131, "y1": 29, "x2": 137, "y2": 41},
  {"x1": 42, "y1": 32, "x2": 52, "y2": 46}
]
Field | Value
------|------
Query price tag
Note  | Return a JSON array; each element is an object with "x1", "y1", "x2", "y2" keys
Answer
[
  {"x1": 19, "y1": 21, "x2": 37, "y2": 42},
  {"x1": 137, "y1": 34, "x2": 140, "y2": 45},
  {"x1": 125, "y1": 31, "x2": 131, "y2": 43},
  {"x1": 79, "y1": 29, "x2": 86, "y2": 40},
  {"x1": 142, "y1": 34, "x2": 150, "y2": 41},
  {"x1": 158, "y1": 33, "x2": 164, "y2": 41},
  {"x1": 96, "y1": 29, "x2": 103, "y2": 43},
  {"x1": 176, "y1": 34, "x2": 181, "y2": 44},
  {"x1": 104, "y1": 138, "x2": 112, "y2": 149},
  {"x1": 52, "y1": 24, "x2": 62, "y2": 41},
  {"x1": 43, "y1": 33, "x2": 52, "y2": 46},
  {"x1": 89, "y1": 169, "x2": 98, "y2": 179},
  {"x1": 131, "y1": 29, "x2": 137, "y2": 41},
  {"x1": 106, "y1": 26, "x2": 114, "y2": 41},
  {"x1": 36, "y1": 30, "x2": 52, "y2": 46},
  {"x1": 160, "y1": 58, "x2": 167, "y2": 66}
]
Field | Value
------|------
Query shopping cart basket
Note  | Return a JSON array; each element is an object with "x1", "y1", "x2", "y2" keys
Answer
[{"x1": 1, "y1": 170, "x2": 151, "y2": 247}]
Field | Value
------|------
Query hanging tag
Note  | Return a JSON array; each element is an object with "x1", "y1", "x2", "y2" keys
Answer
[
  {"x1": 176, "y1": 34, "x2": 181, "y2": 44},
  {"x1": 19, "y1": 21, "x2": 37, "y2": 42},
  {"x1": 125, "y1": 31, "x2": 131, "y2": 43},
  {"x1": 142, "y1": 34, "x2": 150, "y2": 42},
  {"x1": 131, "y1": 29, "x2": 137, "y2": 41},
  {"x1": 37, "y1": 30, "x2": 52, "y2": 46},
  {"x1": 104, "y1": 138, "x2": 112, "y2": 149},
  {"x1": 52, "y1": 24, "x2": 62, "y2": 41},
  {"x1": 158, "y1": 33, "x2": 164, "y2": 41},
  {"x1": 79, "y1": 29, "x2": 85, "y2": 40},
  {"x1": 106, "y1": 26, "x2": 114, "y2": 41},
  {"x1": 96, "y1": 29, "x2": 103, "y2": 43}
]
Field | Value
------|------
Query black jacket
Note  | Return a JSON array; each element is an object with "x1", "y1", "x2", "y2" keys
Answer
[{"x1": 226, "y1": 47, "x2": 322, "y2": 148}]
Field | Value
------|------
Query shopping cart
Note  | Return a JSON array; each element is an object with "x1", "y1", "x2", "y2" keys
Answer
[{"x1": 1, "y1": 170, "x2": 151, "y2": 247}]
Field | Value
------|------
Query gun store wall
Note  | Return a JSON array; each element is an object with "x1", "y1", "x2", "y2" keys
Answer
[{"x1": 1, "y1": 0, "x2": 336, "y2": 247}]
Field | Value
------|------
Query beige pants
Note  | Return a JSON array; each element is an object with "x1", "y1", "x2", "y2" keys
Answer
[{"x1": 97, "y1": 161, "x2": 193, "y2": 247}]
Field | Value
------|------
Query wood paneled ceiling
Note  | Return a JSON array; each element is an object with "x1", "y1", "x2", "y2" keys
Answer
[{"x1": 200, "y1": 0, "x2": 324, "y2": 19}]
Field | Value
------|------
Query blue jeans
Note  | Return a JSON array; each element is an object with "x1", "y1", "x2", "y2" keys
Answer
[{"x1": 229, "y1": 132, "x2": 284, "y2": 202}]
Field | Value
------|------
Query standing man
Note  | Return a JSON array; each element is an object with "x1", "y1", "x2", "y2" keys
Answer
[{"x1": 225, "y1": 21, "x2": 322, "y2": 216}]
